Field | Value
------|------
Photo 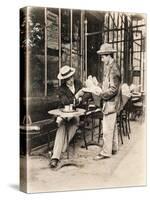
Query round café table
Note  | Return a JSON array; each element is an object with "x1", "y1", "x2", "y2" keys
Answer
[
  {"x1": 48, "y1": 108, "x2": 85, "y2": 120},
  {"x1": 48, "y1": 108, "x2": 86, "y2": 169}
]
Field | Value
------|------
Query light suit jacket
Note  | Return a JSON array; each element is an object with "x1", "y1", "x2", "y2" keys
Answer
[{"x1": 101, "y1": 59, "x2": 121, "y2": 114}]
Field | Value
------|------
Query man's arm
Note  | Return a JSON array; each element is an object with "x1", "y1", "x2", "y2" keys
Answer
[
  {"x1": 58, "y1": 87, "x2": 72, "y2": 106},
  {"x1": 75, "y1": 79, "x2": 92, "y2": 102}
]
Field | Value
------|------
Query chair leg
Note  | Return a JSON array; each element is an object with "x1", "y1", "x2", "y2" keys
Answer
[
  {"x1": 126, "y1": 118, "x2": 130, "y2": 139},
  {"x1": 127, "y1": 115, "x2": 131, "y2": 133},
  {"x1": 126, "y1": 118, "x2": 130, "y2": 140},
  {"x1": 82, "y1": 128, "x2": 88, "y2": 150},
  {"x1": 122, "y1": 119, "x2": 126, "y2": 136},
  {"x1": 65, "y1": 122, "x2": 69, "y2": 159},
  {"x1": 91, "y1": 116, "x2": 94, "y2": 141},
  {"x1": 125, "y1": 118, "x2": 128, "y2": 135},
  {"x1": 118, "y1": 114, "x2": 124, "y2": 144},
  {"x1": 98, "y1": 119, "x2": 102, "y2": 143},
  {"x1": 118, "y1": 121, "x2": 123, "y2": 144},
  {"x1": 127, "y1": 130, "x2": 130, "y2": 140}
]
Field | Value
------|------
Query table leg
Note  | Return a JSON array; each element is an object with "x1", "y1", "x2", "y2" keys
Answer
[
  {"x1": 56, "y1": 118, "x2": 82, "y2": 169},
  {"x1": 65, "y1": 119, "x2": 69, "y2": 159}
]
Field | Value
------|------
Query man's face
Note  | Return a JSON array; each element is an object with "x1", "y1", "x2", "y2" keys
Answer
[
  {"x1": 66, "y1": 76, "x2": 74, "y2": 86},
  {"x1": 101, "y1": 54, "x2": 110, "y2": 65}
]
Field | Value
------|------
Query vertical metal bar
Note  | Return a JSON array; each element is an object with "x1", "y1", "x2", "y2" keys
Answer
[
  {"x1": 26, "y1": 7, "x2": 31, "y2": 159},
  {"x1": 26, "y1": 7, "x2": 30, "y2": 98},
  {"x1": 123, "y1": 15, "x2": 127, "y2": 83},
  {"x1": 112, "y1": 13, "x2": 115, "y2": 48},
  {"x1": 44, "y1": 8, "x2": 47, "y2": 96},
  {"x1": 130, "y1": 20, "x2": 133, "y2": 84},
  {"x1": 82, "y1": 12, "x2": 85, "y2": 83},
  {"x1": 80, "y1": 11, "x2": 83, "y2": 82},
  {"x1": 85, "y1": 19, "x2": 88, "y2": 79},
  {"x1": 143, "y1": 39, "x2": 145, "y2": 92},
  {"x1": 120, "y1": 14, "x2": 123, "y2": 82},
  {"x1": 103, "y1": 14, "x2": 106, "y2": 42},
  {"x1": 119, "y1": 14, "x2": 122, "y2": 80},
  {"x1": 70, "y1": 9, "x2": 73, "y2": 68},
  {"x1": 58, "y1": 8, "x2": 61, "y2": 86},
  {"x1": 26, "y1": 7, "x2": 30, "y2": 134},
  {"x1": 127, "y1": 20, "x2": 130, "y2": 84},
  {"x1": 139, "y1": 31, "x2": 142, "y2": 88},
  {"x1": 116, "y1": 13, "x2": 119, "y2": 64},
  {"x1": 107, "y1": 13, "x2": 110, "y2": 42},
  {"x1": 127, "y1": 18, "x2": 131, "y2": 84},
  {"x1": 102, "y1": 14, "x2": 105, "y2": 43}
]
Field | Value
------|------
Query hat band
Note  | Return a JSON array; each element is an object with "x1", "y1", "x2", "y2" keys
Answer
[{"x1": 61, "y1": 69, "x2": 73, "y2": 77}]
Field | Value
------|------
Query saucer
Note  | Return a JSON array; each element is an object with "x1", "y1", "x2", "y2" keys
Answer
[{"x1": 61, "y1": 109, "x2": 76, "y2": 113}]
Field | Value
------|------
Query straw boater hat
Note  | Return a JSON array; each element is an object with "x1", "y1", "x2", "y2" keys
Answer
[
  {"x1": 57, "y1": 65, "x2": 76, "y2": 80},
  {"x1": 97, "y1": 43, "x2": 116, "y2": 55}
]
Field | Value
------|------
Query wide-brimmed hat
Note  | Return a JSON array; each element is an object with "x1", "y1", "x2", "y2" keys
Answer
[
  {"x1": 57, "y1": 65, "x2": 76, "y2": 80},
  {"x1": 97, "y1": 43, "x2": 116, "y2": 55}
]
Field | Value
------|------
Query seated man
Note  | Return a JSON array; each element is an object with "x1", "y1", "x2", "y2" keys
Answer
[{"x1": 49, "y1": 65, "x2": 89, "y2": 168}]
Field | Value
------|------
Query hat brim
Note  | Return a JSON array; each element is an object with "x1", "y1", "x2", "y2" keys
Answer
[
  {"x1": 57, "y1": 68, "x2": 75, "y2": 80},
  {"x1": 97, "y1": 49, "x2": 117, "y2": 54}
]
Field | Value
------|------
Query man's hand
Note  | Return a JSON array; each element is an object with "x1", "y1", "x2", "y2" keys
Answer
[
  {"x1": 78, "y1": 97, "x2": 82, "y2": 103},
  {"x1": 75, "y1": 89, "x2": 84, "y2": 99},
  {"x1": 56, "y1": 116, "x2": 63, "y2": 127}
]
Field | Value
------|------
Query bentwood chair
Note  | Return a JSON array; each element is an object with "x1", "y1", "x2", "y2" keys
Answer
[
  {"x1": 117, "y1": 98, "x2": 131, "y2": 145},
  {"x1": 131, "y1": 93, "x2": 145, "y2": 122}
]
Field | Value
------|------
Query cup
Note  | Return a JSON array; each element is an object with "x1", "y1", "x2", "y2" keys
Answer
[
  {"x1": 64, "y1": 105, "x2": 70, "y2": 111},
  {"x1": 70, "y1": 104, "x2": 73, "y2": 111}
]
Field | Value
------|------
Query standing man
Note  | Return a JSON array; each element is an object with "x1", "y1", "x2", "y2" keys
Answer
[{"x1": 94, "y1": 43, "x2": 121, "y2": 159}]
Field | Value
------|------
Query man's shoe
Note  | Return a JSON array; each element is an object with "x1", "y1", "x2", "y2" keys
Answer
[
  {"x1": 49, "y1": 159, "x2": 59, "y2": 168},
  {"x1": 112, "y1": 150, "x2": 117, "y2": 155},
  {"x1": 93, "y1": 154, "x2": 109, "y2": 160}
]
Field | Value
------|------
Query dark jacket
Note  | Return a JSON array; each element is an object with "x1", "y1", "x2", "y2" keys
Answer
[{"x1": 58, "y1": 79, "x2": 91, "y2": 107}]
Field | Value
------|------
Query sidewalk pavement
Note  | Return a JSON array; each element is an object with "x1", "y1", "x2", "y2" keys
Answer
[{"x1": 20, "y1": 120, "x2": 146, "y2": 193}]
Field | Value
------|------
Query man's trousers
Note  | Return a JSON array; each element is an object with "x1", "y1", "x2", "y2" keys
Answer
[
  {"x1": 51, "y1": 117, "x2": 79, "y2": 160},
  {"x1": 100, "y1": 112, "x2": 118, "y2": 157}
]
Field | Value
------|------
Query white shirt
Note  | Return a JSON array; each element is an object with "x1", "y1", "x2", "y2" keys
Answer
[{"x1": 66, "y1": 83, "x2": 75, "y2": 94}]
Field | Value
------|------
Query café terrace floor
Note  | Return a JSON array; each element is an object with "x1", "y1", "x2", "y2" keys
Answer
[{"x1": 21, "y1": 119, "x2": 146, "y2": 193}]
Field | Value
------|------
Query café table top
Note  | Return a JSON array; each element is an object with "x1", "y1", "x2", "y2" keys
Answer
[{"x1": 48, "y1": 108, "x2": 86, "y2": 119}]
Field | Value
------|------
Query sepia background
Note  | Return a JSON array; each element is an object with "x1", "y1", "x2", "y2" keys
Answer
[
  {"x1": 20, "y1": 7, "x2": 146, "y2": 153},
  {"x1": 0, "y1": 0, "x2": 150, "y2": 200},
  {"x1": 19, "y1": 6, "x2": 147, "y2": 193}
]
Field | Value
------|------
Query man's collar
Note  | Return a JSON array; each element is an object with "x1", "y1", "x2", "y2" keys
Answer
[
  {"x1": 66, "y1": 81, "x2": 75, "y2": 88},
  {"x1": 109, "y1": 58, "x2": 114, "y2": 66}
]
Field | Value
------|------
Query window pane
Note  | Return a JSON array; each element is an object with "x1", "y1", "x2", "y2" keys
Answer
[
  {"x1": 28, "y1": 7, "x2": 45, "y2": 97},
  {"x1": 47, "y1": 8, "x2": 59, "y2": 95}
]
